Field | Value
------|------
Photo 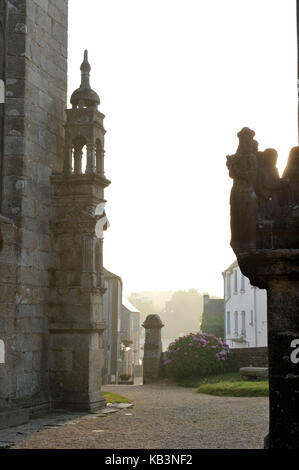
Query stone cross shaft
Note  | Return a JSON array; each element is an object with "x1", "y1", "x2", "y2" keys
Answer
[{"x1": 227, "y1": 128, "x2": 299, "y2": 448}]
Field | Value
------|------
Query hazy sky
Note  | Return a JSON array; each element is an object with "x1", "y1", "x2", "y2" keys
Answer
[{"x1": 68, "y1": 0, "x2": 297, "y2": 297}]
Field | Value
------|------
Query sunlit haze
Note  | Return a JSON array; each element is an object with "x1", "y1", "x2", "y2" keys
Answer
[{"x1": 68, "y1": 0, "x2": 297, "y2": 296}]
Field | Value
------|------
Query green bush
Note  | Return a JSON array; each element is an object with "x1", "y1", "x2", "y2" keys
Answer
[{"x1": 163, "y1": 332, "x2": 229, "y2": 379}]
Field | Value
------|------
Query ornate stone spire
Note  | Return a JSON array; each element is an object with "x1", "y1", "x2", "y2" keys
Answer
[
  {"x1": 70, "y1": 49, "x2": 100, "y2": 109},
  {"x1": 80, "y1": 50, "x2": 91, "y2": 89}
]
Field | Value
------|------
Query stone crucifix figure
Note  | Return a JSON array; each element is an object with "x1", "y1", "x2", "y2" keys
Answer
[
  {"x1": 226, "y1": 127, "x2": 258, "y2": 253},
  {"x1": 227, "y1": 128, "x2": 299, "y2": 449}
]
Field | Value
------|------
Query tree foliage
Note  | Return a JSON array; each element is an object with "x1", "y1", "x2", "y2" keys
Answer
[{"x1": 201, "y1": 311, "x2": 224, "y2": 339}]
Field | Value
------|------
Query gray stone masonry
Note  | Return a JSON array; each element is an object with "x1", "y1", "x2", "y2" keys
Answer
[
  {"x1": 142, "y1": 315, "x2": 164, "y2": 383},
  {"x1": 227, "y1": 128, "x2": 299, "y2": 448},
  {"x1": 1, "y1": 0, "x2": 110, "y2": 425},
  {"x1": 0, "y1": 0, "x2": 68, "y2": 416},
  {"x1": 48, "y1": 50, "x2": 111, "y2": 411}
]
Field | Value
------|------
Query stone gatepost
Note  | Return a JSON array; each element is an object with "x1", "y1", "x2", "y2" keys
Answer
[
  {"x1": 49, "y1": 52, "x2": 111, "y2": 411},
  {"x1": 142, "y1": 315, "x2": 164, "y2": 383},
  {"x1": 227, "y1": 128, "x2": 299, "y2": 448}
]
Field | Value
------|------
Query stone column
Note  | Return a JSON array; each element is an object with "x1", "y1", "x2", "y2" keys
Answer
[
  {"x1": 73, "y1": 146, "x2": 83, "y2": 174},
  {"x1": 239, "y1": 251, "x2": 299, "y2": 449},
  {"x1": 142, "y1": 315, "x2": 164, "y2": 383},
  {"x1": 86, "y1": 143, "x2": 96, "y2": 174},
  {"x1": 96, "y1": 148, "x2": 105, "y2": 177},
  {"x1": 50, "y1": 174, "x2": 110, "y2": 412},
  {"x1": 267, "y1": 280, "x2": 299, "y2": 449}
]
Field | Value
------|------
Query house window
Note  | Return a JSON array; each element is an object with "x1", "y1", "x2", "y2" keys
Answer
[
  {"x1": 234, "y1": 311, "x2": 238, "y2": 336},
  {"x1": 226, "y1": 274, "x2": 231, "y2": 298},
  {"x1": 241, "y1": 274, "x2": 245, "y2": 292},
  {"x1": 250, "y1": 310, "x2": 254, "y2": 325},
  {"x1": 0, "y1": 340, "x2": 4, "y2": 364},
  {"x1": 226, "y1": 312, "x2": 231, "y2": 335},
  {"x1": 234, "y1": 270, "x2": 238, "y2": 293},
  {"x1": 241, "y1": 311, "x2": 246, "y2": 336}
]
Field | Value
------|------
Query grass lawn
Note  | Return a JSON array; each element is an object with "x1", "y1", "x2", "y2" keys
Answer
[
  {"x1": 103, "y1": 391, "x2": 132, "y2": 404},
  {"x1": 178, "y1": 372, "x2": 242, "y2": 388},
  {"x1": 197, "y1": 380, "x2": 269, "y2": 397},
  {"x1": 177, "y1": 372, "x2": 269, "y2": 397}
]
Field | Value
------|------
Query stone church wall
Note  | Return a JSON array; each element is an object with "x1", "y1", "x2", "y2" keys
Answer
[{"x1": 0, "y1": 0, "x2": 68, "y2": 412}]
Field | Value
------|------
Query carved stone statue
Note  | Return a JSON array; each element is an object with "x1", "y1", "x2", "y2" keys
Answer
[
  {"x1": 282, "y1": 146, "x2": 299, "y2": 209},
  {"x1": 256, "y1": 148, "x2": 288, "y2": 220},
  {"x1": 226, "y1": 127, "x2": 258, "y2": 252}
]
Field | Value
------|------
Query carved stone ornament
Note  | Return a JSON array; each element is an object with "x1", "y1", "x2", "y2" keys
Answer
[{"x1": 227, "y1": 128, "x2": 296, "y2": 254}]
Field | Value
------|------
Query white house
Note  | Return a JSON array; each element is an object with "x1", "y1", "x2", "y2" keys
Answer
[{"x1": 222, "y1": 260, "x2": 267, "y2": 348}]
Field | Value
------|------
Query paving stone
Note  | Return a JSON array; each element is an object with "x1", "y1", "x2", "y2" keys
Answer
[
  {"x1": 10, "y1": 383, "x2": 269, "y2": 449},
  {"x1": 107, "y1": 403, "x2": 133, "y2": 409}
]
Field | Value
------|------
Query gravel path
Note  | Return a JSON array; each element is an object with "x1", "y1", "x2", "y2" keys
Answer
[{"x1": 11, "y1": 381, "x2": 269, "y2": 449}]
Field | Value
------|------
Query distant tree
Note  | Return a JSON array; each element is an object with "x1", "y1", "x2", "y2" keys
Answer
[
  {"x1": 165, "y1": 289, "x2": 202, "y2": 317},
  {"x1": 200, "y1": 311, "x2": 224, "y2": 339},
  {"x1": 130, "y1": 289, "x2": 203, "y2": 337},
  {"x1": 161, "y1": 289, "x2": 203, "y2": 336}
]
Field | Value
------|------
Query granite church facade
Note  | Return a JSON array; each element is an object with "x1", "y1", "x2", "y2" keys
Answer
[{"x1": 0, "y1": 0, "x2": 110, "y2": 428}]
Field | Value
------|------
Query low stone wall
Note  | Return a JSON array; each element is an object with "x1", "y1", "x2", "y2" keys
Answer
[{"x1": 226, "y1": 347, "x2": 268, "y2": 371}]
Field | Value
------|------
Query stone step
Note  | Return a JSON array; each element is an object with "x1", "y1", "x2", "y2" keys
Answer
[
  {"x1": 0, "y1": 408, "x2": 29, "y2": 430},
  {"x1": 240, "y1": 367, "x2": 268, "y2": 379}
]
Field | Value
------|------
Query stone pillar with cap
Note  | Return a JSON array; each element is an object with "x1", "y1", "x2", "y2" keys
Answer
[
  {"x1": 142, "y1": 315, "x2": 164, "y2": 383},
  {"x1": 227, "y1": 128, "x2": 299, "y2": 449}
]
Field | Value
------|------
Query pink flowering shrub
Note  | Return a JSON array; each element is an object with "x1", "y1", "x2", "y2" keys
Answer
[{"x1": 163, "y1": 332, "x2": 229, "y2": 379}]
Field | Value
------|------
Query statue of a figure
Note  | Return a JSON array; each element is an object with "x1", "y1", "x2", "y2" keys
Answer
[
  {"x1": 282, "y1": 146, "x2": 299, "y2": 208},
  {"x1": 256, "y1": 148, "x2": 288, "y2": 219},
  {"x1": 227, "y1": 127, "x2": 258, "y2": 252}
]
